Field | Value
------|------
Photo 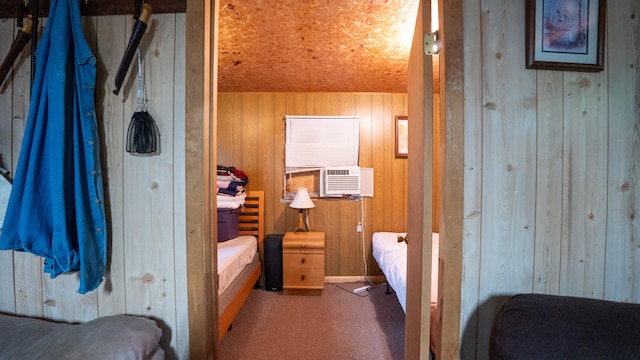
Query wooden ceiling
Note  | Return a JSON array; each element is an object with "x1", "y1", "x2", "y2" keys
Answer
[
  {"x1": 0, "y1": 0, "x2": 430, "y2": 93},
  {"x1": 217, "y1": 0, "x2": 420, "y2": 93}
]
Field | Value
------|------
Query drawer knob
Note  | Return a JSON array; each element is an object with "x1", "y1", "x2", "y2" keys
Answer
[
  {"x1": 301, "y1": 274, "x2": 305, "y2": 281},
  {"x1": 301, "y1": 258, "x2": 306, "y2": 264}
]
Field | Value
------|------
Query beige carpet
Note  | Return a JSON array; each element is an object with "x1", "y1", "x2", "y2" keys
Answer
[{"x1": 219, "y1": 282, "x2": 405, "y2": 360}]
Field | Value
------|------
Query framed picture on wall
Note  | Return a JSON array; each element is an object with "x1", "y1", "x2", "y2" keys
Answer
[
  {"x1": 395, "y1": 116, "x2": 408, "y2": 158},
  {"x1": 525, "y1": 0, "x2": 606, "y2": 72}
]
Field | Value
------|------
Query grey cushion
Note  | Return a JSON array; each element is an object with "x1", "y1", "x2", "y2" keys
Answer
[{"x1": 0, "y1": 313, "x2": 164, "y2": 360}]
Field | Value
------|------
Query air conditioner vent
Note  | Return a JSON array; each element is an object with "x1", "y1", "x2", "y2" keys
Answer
[
  {"x1": 320, "y1": 166, "x2": 360, "y2": 196},
  {"x1": 327, "y1": 175, "x2": 360, "y2": 191},
  {"x1": 327, "y1": 169, "x2": 352, "y2": 176}
]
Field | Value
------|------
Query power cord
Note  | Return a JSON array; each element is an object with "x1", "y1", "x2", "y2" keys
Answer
[
  {"x1": 356, "y1": 197, "x2": 391, "y2": 293},
  {"x1": 357, "y1": 197, "x2": 375, "y2": 286},
  {"x1": 334, "y1": 283, "x2": 370, "y2": 297},
  {"x1": 332, "y1": 283, "x2": 388, "y2": 297}
]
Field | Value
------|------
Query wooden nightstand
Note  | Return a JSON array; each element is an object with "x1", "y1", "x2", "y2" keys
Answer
[{"x1": 282, "y1": 231, "x2": 325, "y2": 295}]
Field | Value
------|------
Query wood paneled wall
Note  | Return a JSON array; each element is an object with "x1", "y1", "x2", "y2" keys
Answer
[
  {"x1": 5, "y1": 2, "x2": 635, "y2": 359},
  {"x1": 0, "y1": 13, "x2": 189, "y2": 359},
  {"x1": 459, "y1": 1, "x2": 640, "y2": 358},
  {"x1": 217, "y1": 93, "x2": 409, "y2": 277}
]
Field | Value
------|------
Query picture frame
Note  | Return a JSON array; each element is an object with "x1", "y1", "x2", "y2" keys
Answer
[
  {"x1": 525, "y1": 0, "x2": 606, "y2": 72},
  {"x1": 395, "y1": 116, "x2": 408, "y2": 158}
]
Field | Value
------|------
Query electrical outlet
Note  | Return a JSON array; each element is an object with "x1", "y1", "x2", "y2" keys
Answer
[{"x1": 356, "y1": 222, "x2": 363, "y2": 232}]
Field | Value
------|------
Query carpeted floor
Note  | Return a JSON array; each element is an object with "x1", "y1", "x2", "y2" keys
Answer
[{"x1": 219, "y1": 282, "x2": 405, "y2": 360}]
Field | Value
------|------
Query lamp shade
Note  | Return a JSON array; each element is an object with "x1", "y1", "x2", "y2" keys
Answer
[{"x1": 290, "y1": 188, "x2": 315, "y2": 209}]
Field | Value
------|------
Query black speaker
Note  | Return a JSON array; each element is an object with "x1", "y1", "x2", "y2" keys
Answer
[{"x1": 264, "y1": 234, "x2": 283, "y2": 291}]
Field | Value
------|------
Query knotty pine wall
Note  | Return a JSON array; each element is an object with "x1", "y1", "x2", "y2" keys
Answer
[
  {"x1": 0, "y1": 14, "x2": 189, "y2": 359},
  {"x1": 217, "y1": 93, "x2": 409, "y2": 277},
  {"x1": 458, "y1": 1, "x2": 640, "y2": 359}
]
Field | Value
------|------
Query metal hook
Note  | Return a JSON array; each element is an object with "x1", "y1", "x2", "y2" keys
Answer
[
  {"x1": 134, "y1": 0, "x2": 143, "y2": 19},
  {"x1": 17, "y1": 0, "x2": 29, "y2": 28}
]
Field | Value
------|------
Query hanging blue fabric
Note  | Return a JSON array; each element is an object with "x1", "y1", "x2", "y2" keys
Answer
[{"x1": 0, "y1": 0, "x2": 107, "y2": 294}]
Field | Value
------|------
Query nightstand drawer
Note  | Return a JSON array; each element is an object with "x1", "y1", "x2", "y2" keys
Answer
[
  {"x1": 282, "y1": 240, "x2": 324, "y2": 253},
  {"x1": 282, "y1": 269, "x2": 324, "y2": 288},
  {"x1": 282, "y1": 253, "x2": 324, "y2": 268}
]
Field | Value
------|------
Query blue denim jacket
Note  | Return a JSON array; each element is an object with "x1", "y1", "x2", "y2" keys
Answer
[{"x1": 0, "y1": 0, "x2": 107, "y2": 294}]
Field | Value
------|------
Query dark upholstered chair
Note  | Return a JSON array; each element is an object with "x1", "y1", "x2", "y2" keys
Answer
[{"x1": 490, "y1": 293, "x2": 640, "y2": 360}]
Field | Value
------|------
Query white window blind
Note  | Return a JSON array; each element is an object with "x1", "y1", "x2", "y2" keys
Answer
[{"x1": 285, "y1": 115, "x2": 360, "y2": 174}]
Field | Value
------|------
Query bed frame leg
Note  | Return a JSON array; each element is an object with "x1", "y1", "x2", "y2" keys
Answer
[{"x1": 385, "y1": 283, "x2": 393, "y2": 295}]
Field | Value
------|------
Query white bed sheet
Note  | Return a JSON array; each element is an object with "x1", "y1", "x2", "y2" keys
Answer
[
  {"x1": 372, "y1": 232, "x2": 439, "y2": 313},
  {"x1": 217, "y1": 235, "x2": 257, "y2": 295}
]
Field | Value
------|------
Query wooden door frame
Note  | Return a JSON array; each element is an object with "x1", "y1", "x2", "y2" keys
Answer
[
  {"x1": 184, "y1": 0, "x2": 464, "y2": 358},
  {"x1": 185, "y1": 0, "x2": 219, "y2": 359},
  {"x1": 435, "y1": 0, "x2": 465, "y2": 358},
  {"x1": 406, "y1": 1, "x2": 435, "y2": 359},
  {"x1": 407, "y1": 0, "x2": 465, "y2": 359}
]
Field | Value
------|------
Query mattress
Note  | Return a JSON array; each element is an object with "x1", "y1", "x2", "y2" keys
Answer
[
  {"x1": 217, "y1": 235, "x2": 257, "y2": 295},
  {"x1": 218, "y1": 254, "x2": 260, "y2": 315},
  {"x1": 372, "y1": 232, "x2": 439, "y2": 313}
]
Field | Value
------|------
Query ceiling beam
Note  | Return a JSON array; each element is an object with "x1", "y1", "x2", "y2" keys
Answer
[{"x1": 0, "y1": 0, "x2": 185, "y2": 18}]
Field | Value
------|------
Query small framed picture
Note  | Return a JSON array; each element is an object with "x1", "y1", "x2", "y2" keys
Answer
[
  {"x1": 525, "y1": 0, "x2": 606, "y2": 72},
  {"x1": 395, "y1": 116, "x2": 408, "y2": 158}
]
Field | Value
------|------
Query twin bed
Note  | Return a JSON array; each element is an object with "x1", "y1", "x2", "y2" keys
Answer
[
  {"x1": 217, "y1": 190, "x2": 264, "y2": 341},
  {"x1": 372, "y1": 231, "x2": 440, "y2": 353}
]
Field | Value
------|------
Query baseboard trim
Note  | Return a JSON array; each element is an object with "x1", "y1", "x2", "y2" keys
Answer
[{"x1": 324, "y1": 276, "x2": 386, "y2": 284}]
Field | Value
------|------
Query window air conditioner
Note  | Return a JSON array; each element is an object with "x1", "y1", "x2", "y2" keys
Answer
[{"x1": 320, "y1": 166, "x2": 361, "y2": 196}]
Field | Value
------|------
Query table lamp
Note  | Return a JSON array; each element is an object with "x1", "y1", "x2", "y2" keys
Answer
[{"x1": 290, "y1": 188, "x2": 315, "y2": 232}]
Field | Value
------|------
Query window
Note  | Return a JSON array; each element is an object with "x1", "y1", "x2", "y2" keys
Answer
[
  {"x1": 284, "y1": 115, "x2": 360, "y2": 198},
  {"x1": 285, "y1": 115, "x2": 360, "y2": 173}
]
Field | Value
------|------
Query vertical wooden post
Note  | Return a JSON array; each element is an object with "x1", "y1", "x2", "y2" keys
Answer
[{"x1": 185, "y1": 0, "x2": 219, "y2": 358}]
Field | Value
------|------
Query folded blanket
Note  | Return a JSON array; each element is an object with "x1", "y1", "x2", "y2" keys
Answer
[
  {"x1": 217, "y1": 165, "x2": 248, "y2": 183},
  {"x1": 217, "y1": 187, "x2": 245, "y2": 198},
  {"x1": 217, "y1": 192, "x2": 246, "y2": 209},
  {"x1": 216, "y1": 165, "x2": 248, "y2": 207},
  {"x1": 217, "y1": 180, "x2": 246, "y2": 192}
]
